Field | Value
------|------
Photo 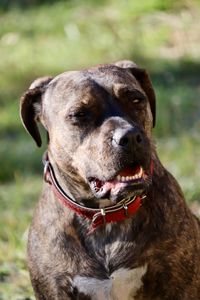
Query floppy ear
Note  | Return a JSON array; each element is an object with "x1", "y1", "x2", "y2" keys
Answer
[
  {"x1": 20, "y1": 76, "x2": 53, "y2": 147},
  {"x1": 115, "y1": 60, "x2": 156, "y2": 127}
]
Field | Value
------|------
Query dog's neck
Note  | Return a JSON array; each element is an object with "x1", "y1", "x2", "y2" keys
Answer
[
  {"x1": 42, "y1": 150, "x2": 188, "y2": 243},
  {"x1": 43, "y1": 152, "x2": 146, "y2": 233},
  {"x1": 44, "y1": 150, "x2": 186, "y2": 235},
  {"x1": 44, "y1": 151, "x2": 90, "y2": 203}
]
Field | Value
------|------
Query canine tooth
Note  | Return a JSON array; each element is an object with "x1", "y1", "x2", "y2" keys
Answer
[
  {"x1": 122, "y1": 176, "x2": 125, "y2": 181},
  {"x1": 138, "y1": 167, "x2": 143, "y2": 178}
]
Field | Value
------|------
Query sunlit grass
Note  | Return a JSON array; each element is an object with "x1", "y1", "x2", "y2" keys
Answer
[
  {"x1": 0, "y1": 176, "x2": 42, "y2": 299},
  {"x1": 157, "y1": 133, "x2": 200, "y2": 203}
]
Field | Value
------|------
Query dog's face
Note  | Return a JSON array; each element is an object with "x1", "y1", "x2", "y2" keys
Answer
[{"x1": 20, "y1": 61, "x2": 156, "y2": 207}]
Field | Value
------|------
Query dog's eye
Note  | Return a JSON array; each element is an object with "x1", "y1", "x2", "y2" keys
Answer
[
  {"x1": 130, "y1": 96, "x2": 146, "y2": 107},
  {"x1": 132, "y1": 98, "x2": 141, "y2": 104},
  {"x1": 68, "y1": 109, "x2": 90, "y2": 125},
  {"x1": 73, "y1": 111, "x2": 86, "y2": 118},
  {"x1": 124, "y1": 90, "x2": 146, "y2": 105}
]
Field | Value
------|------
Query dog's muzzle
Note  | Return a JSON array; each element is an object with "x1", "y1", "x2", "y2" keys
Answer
[{"x1": 43, "y1": 153, "x2": 154, "y2": 233}]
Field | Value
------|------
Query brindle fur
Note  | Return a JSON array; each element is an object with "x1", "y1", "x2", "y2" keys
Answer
[{"x1": 20, "y1": 61, "x2": 200, "y2": 299}]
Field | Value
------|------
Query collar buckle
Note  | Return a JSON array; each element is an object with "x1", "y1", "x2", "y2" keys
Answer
[
  {"x1": 101, "y1": 208, "x2": 106, "y2": 224},
  {"x1": 43, "y1": 160, "x2": 51, "y2": 184},
  {"x1": 123, "y1": 203, "x2": 129, "y2": 216}
]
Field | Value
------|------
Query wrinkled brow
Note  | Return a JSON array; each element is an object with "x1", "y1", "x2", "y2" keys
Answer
[{"x1": 113, "y1": 83, "x2": 146, "y2": 99}]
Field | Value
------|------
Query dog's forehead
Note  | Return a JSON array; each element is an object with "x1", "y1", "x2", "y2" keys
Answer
[{"x1": 45, "y1": 66, "x2": 142, "y2": 104}]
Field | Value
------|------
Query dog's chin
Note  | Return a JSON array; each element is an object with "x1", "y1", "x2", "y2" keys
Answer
[{"x1": 88, "y1": 165, "x2": 151, "y2": 206}]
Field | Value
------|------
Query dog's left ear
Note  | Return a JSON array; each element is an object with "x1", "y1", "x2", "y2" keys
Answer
[
  {"x1": 20, "y1": 76, "x2": 53, "y2": 147},
  {"x1": 115, "y1": 60, "x2": 156, "y2": 127}
]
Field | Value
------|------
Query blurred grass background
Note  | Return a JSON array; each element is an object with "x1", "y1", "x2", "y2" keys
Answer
[{"x1": 0, "y1": 0, "x2": 200, "y2": 299}]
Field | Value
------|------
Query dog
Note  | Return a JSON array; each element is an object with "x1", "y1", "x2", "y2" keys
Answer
[{"x1": 20, "y1": 60, "x2": 200, "y2": 299}]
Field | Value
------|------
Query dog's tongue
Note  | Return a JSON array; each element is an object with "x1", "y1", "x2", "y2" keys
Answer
[
  {"x1": 101, "y1": 180, "x2": 126, "y2": 194},
  {"x1": 103, "y1": 166, "x2": 140, "y2": 190},
  {"x1": 91, "y1": 165, "x2": 143, "y2": 198},
  {"x1": 89, "y1": 164, "x2": 144, "y2": 200}
]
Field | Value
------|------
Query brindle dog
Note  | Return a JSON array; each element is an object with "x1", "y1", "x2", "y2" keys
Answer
[{"x1": 20, "y1": 61, "x2": 200, "y2": 300}]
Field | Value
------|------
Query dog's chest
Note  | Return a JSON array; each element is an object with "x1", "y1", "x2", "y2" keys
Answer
[{"x1": 73, "y1": 265, "x2": 147, "y2": 300}]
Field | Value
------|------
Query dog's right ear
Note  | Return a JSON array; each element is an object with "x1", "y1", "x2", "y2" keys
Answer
[{"x1": 20, "y1": 76, "x2": 53, "y2": 147}]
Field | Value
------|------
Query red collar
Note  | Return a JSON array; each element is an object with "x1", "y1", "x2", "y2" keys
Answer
[{"x1": 43, "y1": 156, "x2": 150, "y2": 233}]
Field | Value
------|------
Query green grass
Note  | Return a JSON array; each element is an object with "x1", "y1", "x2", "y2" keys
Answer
[
  {"x1": 0, "y1": 0, "x2": 200, "y2": 298},
  {"x1": 157, "y1": 134, "x2": 200, "y2": 201},
  {"x1": 0, "y1": 177, "x2": 41, "y2": 300}
]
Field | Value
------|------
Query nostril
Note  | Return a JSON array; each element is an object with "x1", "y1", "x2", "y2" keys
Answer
[
  {"x1": 112, "y1": 127, "x2": 143, "y2": 149},
  {"x1": 136, "y1": 134, "x2": 143, "y2": 144},
  {"x1": 119, "y1": 136, "x2": 129, "y2": 147}
]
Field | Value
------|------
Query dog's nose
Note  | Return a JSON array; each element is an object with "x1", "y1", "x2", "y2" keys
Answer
[{"x1": 112, "y1": 127, "x2": 143, "y2": 150}]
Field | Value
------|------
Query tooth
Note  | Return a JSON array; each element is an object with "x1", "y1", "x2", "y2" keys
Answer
[
  {"x1": 139, "y1": 168, "x2": 143, "y2": 178},
  {"x1": 117, "y1": 175, "x2": 121, "y2": 181},
  {"x1": 126, "y1": 176, "x2": 129, "y2": 181},
  {"x1": 122, "y1": 176, "x2": 125, "y2": 182}
]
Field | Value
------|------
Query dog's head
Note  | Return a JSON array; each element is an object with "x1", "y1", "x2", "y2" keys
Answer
[{"x1": 20, "y1": 61, "x2": 156, "y2": 207}]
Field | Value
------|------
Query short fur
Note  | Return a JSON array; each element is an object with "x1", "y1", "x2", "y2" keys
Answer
[{"x1": 20, "y1": 61, "x2": 200, "y2": 299}]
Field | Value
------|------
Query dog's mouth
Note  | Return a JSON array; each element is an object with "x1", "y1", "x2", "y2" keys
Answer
[{"x1": 88, "y1": 164, "x2": 150, "y2": 203}]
